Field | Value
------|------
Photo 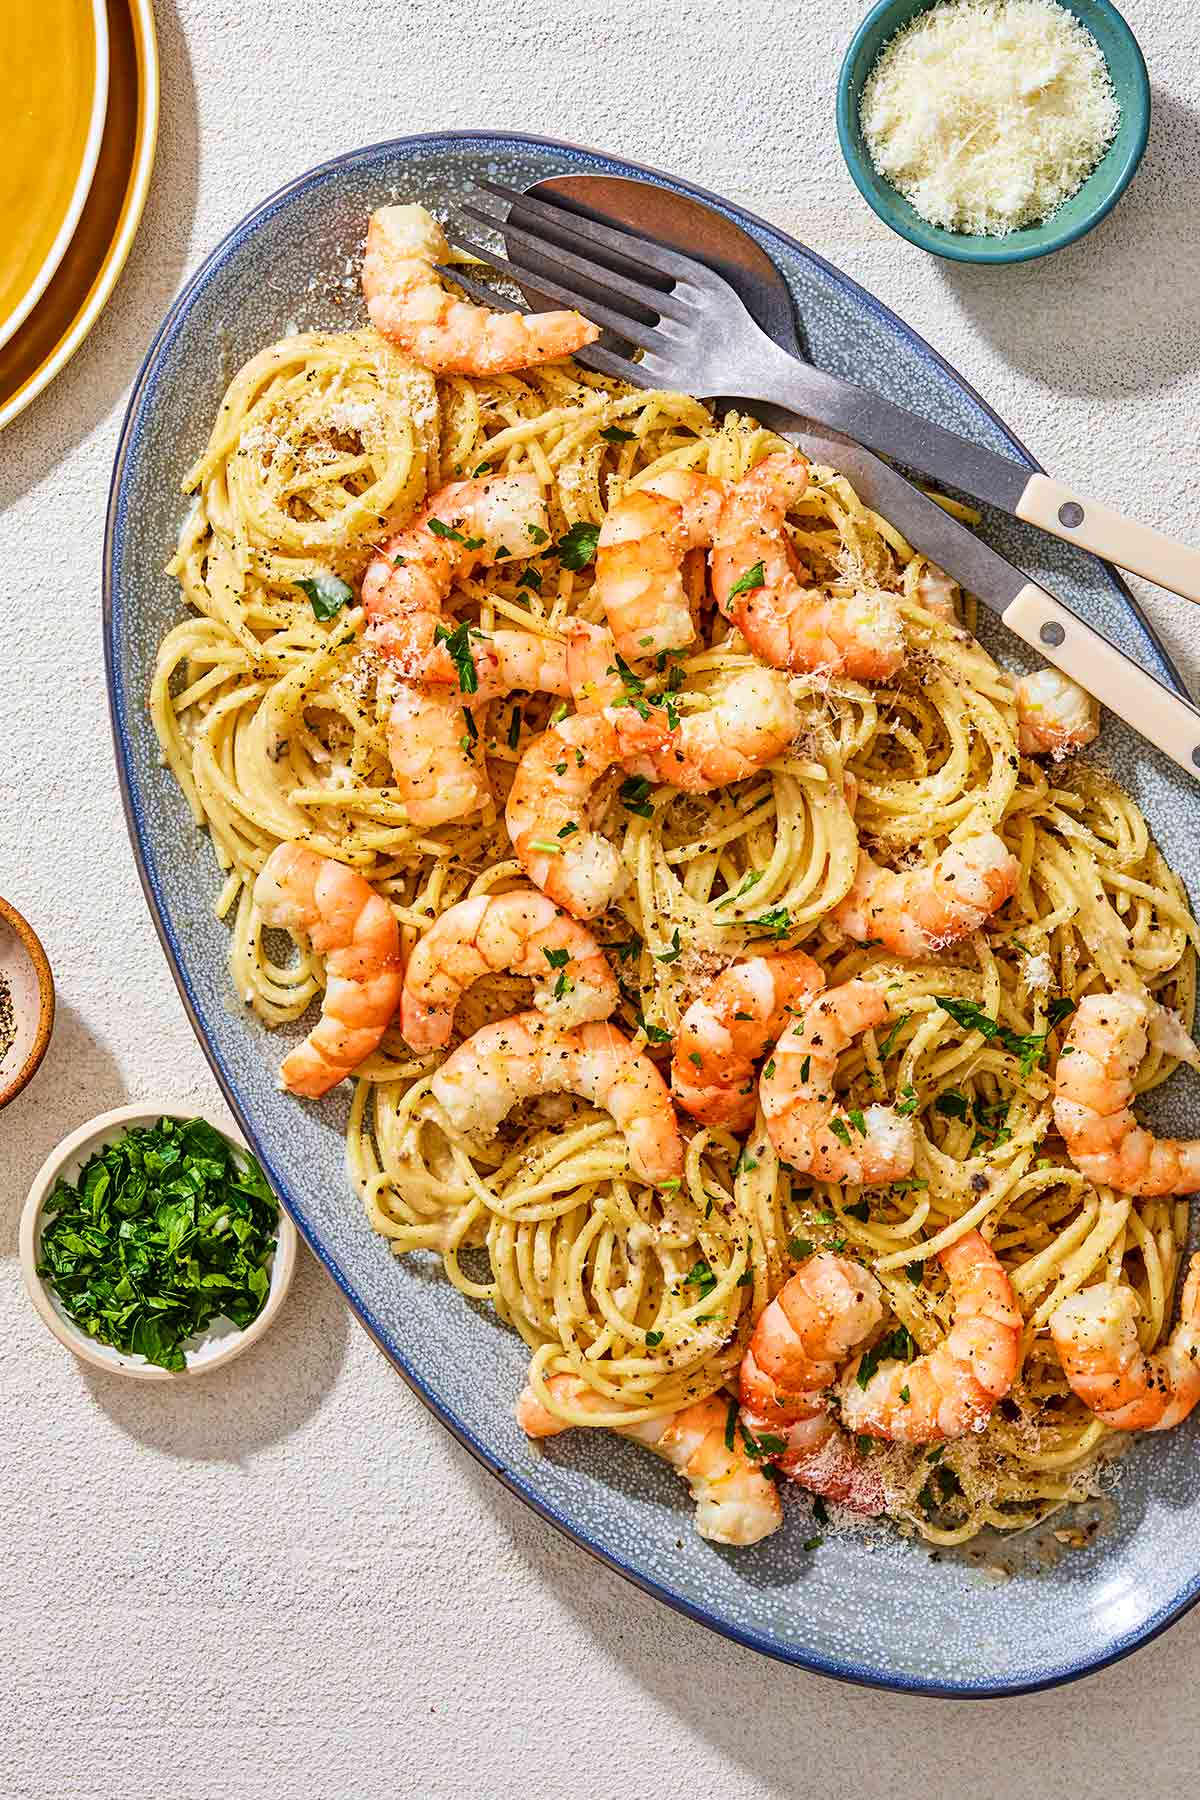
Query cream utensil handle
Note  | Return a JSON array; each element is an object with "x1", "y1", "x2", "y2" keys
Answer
[
  {"x1": 1003, "y1": 582, "x2": 1200, "y2": 781},
  {"x1": 1016, "y1": 474, "x2": 1200, "y2": 603}
]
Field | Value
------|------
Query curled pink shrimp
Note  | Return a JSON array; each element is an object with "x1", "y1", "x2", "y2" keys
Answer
[
  {"x1": 710, "y1": 451, "x2": 905, "y2": 681},
  {"x1": 254, "y1": 843, "x2": 402, "y2": 1097},
  {"x1": 839, "y1": 1232, "x2": 1021, "y2": 1444},
  {"x1": 399, "y1": 889, "x2": 618, "y2": 1053},
  {"x1": 361, "y1": 472, "x2": 548, "y2": 666},
  {"x1": 430, "y1": 1012, "x2": 684, "y2": 1185},
  {"x1": 671, "y1": 950, "x2": 827, "y2": 1130},
  {"x1": 1050, "y1": 1255, "x2": 1200, "y2": 1431},
  {"x1": 739, "y1": 1254, "x2": 887, "y2": 1513},
  {"x1": 362, "y1": 206, "x2": 599, "y2": 375},
  {"x1": 517, "y1": 1374, "x2": 782, "y2": 1545},
  {"x1": 1053, "y1": 991, "x2": 1200, "y2": 1195},
  {"x1": 505, "y1": 670, "x2": 798, "y2": 919},
  {"x1": 1015, "y1": 669, "x2": 1099, "y2": 758},
  {"x1": 759, "y1": 980, "x2": 915, "y2": 1185},
  {"x1": 833, "y1": 832, "x2": 1019, "y2": 959},
  {"x1": 595, "y1": 470, "x2": 725, "y2": 662}
]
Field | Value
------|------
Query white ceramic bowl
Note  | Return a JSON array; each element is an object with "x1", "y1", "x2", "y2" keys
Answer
[{"x1": 20, "y1": 1104, "x2": 297, "y2": 1379}]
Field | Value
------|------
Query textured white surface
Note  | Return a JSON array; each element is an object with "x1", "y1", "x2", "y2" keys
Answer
[{"x1": 3, "y1": 1, "x2": 1200, "y2": 1793}]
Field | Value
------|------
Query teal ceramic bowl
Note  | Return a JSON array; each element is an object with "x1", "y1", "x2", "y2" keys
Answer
[{"x1": 837, "y1": 0, "x2": 1151, "y2": 264}]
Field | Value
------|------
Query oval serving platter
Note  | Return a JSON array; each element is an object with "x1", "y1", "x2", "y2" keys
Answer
[{"x1": 105, "y1": 132, "x2": 1200, "y2": 1697}]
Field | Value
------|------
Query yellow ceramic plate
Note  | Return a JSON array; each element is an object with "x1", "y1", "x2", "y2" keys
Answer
[
  {"x1": 0, "y1": 0, "x2": 157, "y2": 429},
  {"x1": 0, "y1": 0, "x2": 109, "y2": 350}
]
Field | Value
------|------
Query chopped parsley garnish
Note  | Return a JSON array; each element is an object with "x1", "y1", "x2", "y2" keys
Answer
[
  {"x1": 714, "y1": 871, "x2": 762, "y2": 912},
  {"x1": 294, "y1": 572, "x2": 354, "y2": 620},
  {"x1": 555, "y1": 520, "x2": 601, "y2": 569},
  {"x1": 741, "y1": 907, "x2": 791, "y2": 940},
  {"x1": 788, "y1": 1236, "x2": 814, "y2": 1260},
  {"x1": 726, "y1": 560, "x2": 765, "y2": 602},
  {"x1": 803, "y1": 1535, "x2": 824, "y2": 1552},
  {"x1": 557, "y1": 821, "x2": 578, "y2": 838},
  {"x1": 426, "y1": 517, "x2": 465, "y2": 542},
  {"x1": 877, "y1": 1012, "x2": 911, "y2": 1060},
  {"x1": 847, "y1": 1107, "x2": 867, "y2": 1137},
  {"x1": 896, "y1": 1085, "x2": 919, "y2": 1116},
  {"x1": 553, "y1": 972, "x2": 574, "y2": 1000},
  {"x1": 36, "y1": 1117, "x2": 278, "y2": 1372},
  {"x1": 845, "y1": 1198, "x2": 871, "y2": 1222},
  {"x1": 935, "y1": 1090, "x2": 970, "y2": 1121},
  {"x1": 936, "y1": 994, "x2": 1076, "y2": 1077},
  {"x1": 542, "y1": 947, "x2": 570, "y2": 969},
  {"x1": 828, "y1": 1117, "x2": 852, "y2": 1147},
  {"x1": 526, "y1": 523, "x2": 550, "y2": 546},
  {"x1": 855, "y1": 1326, "x2": 916, "y2": 1389},
  {"x1": 619, "y1": 776, "x2": 655, "y2": 818},
  {"x1": 655, "y1": 928, "x2": 683, "y2": 964},
  {"x1": 433, "y1": 619, "x2": 482, "y2": 695},
  {"x1": 600, "y1": 424, "x2": 636, "y2": 443},
  {"x1": 507, "y1": 706, "x2": 523, "y2": 749},
  {"x1": 800, "y1": 1054, "x2": 811, "y2": 1083},
  {"x1": 686, "y1": 1258, "x2": 718, "y2": 1299},
  {"x1": 645, "y1": 1330, "x2": 664, "y2": 1348},
  {"x1": 724, "y1": 1396, "x2": 738, "y2": 1451},
  {"x1": 641, "y1": 1020, "x2": 673, "y2": 1044},
  {"x1": 472, "y1": 460, "x2": 494, "y2": 477},
  {"x1": 606, "y1": 937, "x2": 642, "y2": 964},
  {"x1": 518, "y1": 565, "x2": 543, "y2": 592}
]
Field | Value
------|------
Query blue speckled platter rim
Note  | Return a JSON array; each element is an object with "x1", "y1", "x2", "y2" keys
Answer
[{"x1": 104, "y1": 130, "x2": 1197, "y2": 1697}]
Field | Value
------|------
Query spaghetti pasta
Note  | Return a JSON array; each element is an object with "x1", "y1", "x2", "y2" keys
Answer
[{"x1": 152, "y1": 325, "x2": 1198, "y2": 1546}]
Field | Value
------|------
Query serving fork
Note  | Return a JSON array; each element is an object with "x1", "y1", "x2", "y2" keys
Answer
[
  {"x1": 441, "y1": 178, "x2": 1200, "y2": 784},
  {"x1": 448, "y1": 179, "x2": 1200, "y2": 608}
]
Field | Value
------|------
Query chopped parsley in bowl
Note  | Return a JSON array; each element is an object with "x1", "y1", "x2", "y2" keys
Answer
[{"x1": 21, "y1": 1107, "x2": 296, "y2": 1378}]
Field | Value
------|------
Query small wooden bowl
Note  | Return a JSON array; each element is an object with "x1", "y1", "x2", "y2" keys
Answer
[
  {"x1": 0, "y1": 896, "x2": 55, "y2": 1109},
  {"x1": 21, "y1": 1104, "x2": 297, "y2": 1379}
]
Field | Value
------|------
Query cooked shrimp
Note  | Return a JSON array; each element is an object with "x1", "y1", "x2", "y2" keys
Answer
[
  {"x1": 564, "y1": 619, "x2": 624, "y2": 713},
  {"x1": 386, "y1": 683, "x2": 490, "y2": 829},
  {"x1": 362, "y1": 205, "x2": 599, "y2": 375},
  {"x1": 362, "y1": 472, "x2": 548, "y2": 665},
  {"x1": 254, "y1": 843, "x2": 402, "y2": 1097},
  {"x1": 430, "y1": 1012, "x2": 684, "y2": 1184},
  {"x1": 423, "y1": 627, "x2": 570, "y2": 704},
  {"x1": 505, "y1": 710, "x2": 632, "y2": 919},
  {"x1": 739, "y1": 1253, "x2": 887, "y2": 1513},
  {"x1": 840, "y1": 1232, "x2": 1021, "y2": 1443},
  {"x1": 710, "y1": 452, "x2": 905, "y2": 680},
  {"x1": 614, "y1": 666, "x2": 799, "y2": 792},
  {"x1": 517, "y1": 1375, "x2": 782, "y2": 1545},
  {"x1": 506, "y1": 672, "x2": 797, "y2": 918},
  {"x1": 759, "y1": 980, "x2": 915, "y2": 1184},
  {"x1": 1015, "y1": 669, "x2": 1099, "y2": 758},
  {"x1": 400, "y1": 890, "x2": 619, "y2": 1053},
  {"x1": 1050, "y1": 1255, "x2": 1200, "y2": 1431},
  {"x1": 671, "y1": 950, "x2": 827, "y2": 1130},
  {"x1": 1053, "y1": 991, "x2": 1200, "y2": 1194},
  {"x1": 595, "y1": 470, "x2": 725, "y2": 662},
  {"x1": 914, "y1": 560, "x2": 960, "y2": 623},
  {"x1": 833, "y1": 831, "x2": 1019, "y2": 958}
]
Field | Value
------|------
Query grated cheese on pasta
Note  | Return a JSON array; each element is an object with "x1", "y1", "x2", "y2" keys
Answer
[{"x1": 859, "y1": 0, "x2": 1120, "y2": 236}]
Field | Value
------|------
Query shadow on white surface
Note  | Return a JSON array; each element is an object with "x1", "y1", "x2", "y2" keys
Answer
[
  {"x1": 934, "y1": 89, "x2": 1200, "y2": 399},
  {"x1": 0, "y1": 1000, "x2": 128, "y2": 1247},
  {"x1": 460, "y1": 1446, "x2": 1200, "y2": 1797},
  {"x1": 78, "y1": 1242, "x2": 351, "y2": 1462},
  {"x1": 0, "y1": 0, "x2": 200, "y2": 511}
]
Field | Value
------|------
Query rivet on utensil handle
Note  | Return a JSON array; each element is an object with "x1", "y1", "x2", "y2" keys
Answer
[
  {"x1": 1002, "y1": 581, "x2": 1200, "y2": 782},
  {"x1": 1016, "y1": 473, "x2": 1200, "y2": 605}
]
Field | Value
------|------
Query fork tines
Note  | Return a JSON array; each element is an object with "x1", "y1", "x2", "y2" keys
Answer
[{"x1": 432, "y1": 262, "x2": 645, "y2": 386}]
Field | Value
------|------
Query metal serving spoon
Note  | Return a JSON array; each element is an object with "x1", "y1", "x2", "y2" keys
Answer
[{"x1": 472, "y1": 170, "x2": 1200, "y2": 781}]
